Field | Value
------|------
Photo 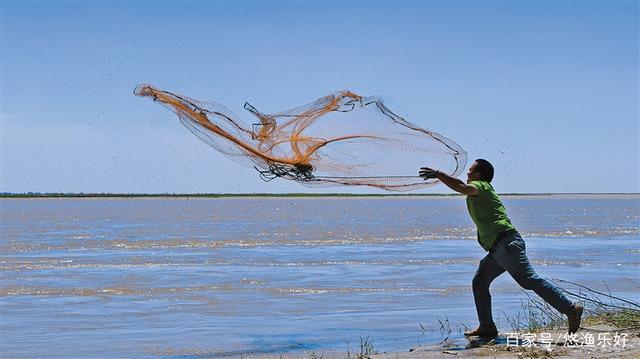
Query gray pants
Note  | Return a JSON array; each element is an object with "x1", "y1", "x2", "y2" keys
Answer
[{"x1": 472, "y1": 231, "x2": 574, "y2": 326}]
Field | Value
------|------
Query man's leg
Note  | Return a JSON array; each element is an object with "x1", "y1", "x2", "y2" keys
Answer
[
  {"x1": 491, "y1": 232, "x2": 575, "y2": 315},
  {"x1": 472, "y1": 253, "x2": 506, "y2": 327}
]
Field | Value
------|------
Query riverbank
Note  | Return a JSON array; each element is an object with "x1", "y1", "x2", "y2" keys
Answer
[
  {"x1": 251, "y1": 284, "x2": 640, "y2": 359},
  {"x1": 246, "y1": 316, "x2": 640, "y2": 358}
]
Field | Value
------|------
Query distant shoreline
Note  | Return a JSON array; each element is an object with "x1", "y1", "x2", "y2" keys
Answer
[{"x1": 1, "y1": 192, "x2": 638, "y2": 198}]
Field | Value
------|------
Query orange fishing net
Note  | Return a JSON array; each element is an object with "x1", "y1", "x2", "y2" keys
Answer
[{"x1": 135, "y1": 85, "x2": 467, "y2": 191}]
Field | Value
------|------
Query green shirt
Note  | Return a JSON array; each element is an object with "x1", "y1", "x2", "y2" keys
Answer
[{"x1": 466, "y1": 180, "x2": 516, "y2": 251}]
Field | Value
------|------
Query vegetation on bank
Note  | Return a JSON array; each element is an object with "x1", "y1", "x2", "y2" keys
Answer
[{"x1": 506, "y1": 279, "x2": 640, "y2": 333}]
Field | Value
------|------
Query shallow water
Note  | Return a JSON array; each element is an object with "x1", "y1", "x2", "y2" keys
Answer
[{"x1": 1, "y1": 195, "x2": 638, "y2": 358}]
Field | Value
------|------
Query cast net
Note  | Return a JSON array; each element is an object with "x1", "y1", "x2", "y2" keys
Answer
[{"x1": 134, "y1": 84, "x2": 467, "y2": 191}]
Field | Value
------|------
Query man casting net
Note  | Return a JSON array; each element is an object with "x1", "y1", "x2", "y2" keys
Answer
[{"x1": 134, "y1": 85, "x2": 467, "y2": 191}]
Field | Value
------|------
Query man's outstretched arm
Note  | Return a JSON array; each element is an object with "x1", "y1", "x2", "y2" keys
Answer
[{"x1": 419, "y1": 167, "x2": 478, "y2": 196}]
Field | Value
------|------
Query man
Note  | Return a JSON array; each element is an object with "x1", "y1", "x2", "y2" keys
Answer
[{"x1": 419, "y1": 159, "x2": 583, "y2": 338}]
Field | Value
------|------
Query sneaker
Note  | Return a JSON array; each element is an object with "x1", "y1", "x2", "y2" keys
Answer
[
  {"x1": 464, "y1": 324, "x2": 498, "y2": 338},
  {"x1": 567, "y1": 304, "x2": 584, "y2": 334}
]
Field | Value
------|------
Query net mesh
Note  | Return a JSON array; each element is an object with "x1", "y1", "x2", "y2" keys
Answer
[{"x1": 134, "y1": 84, "x2": 467, "y2": 191}]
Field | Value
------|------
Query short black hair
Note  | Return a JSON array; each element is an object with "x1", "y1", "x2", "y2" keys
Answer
[{"x1": 474, "y1": 159, "x2": 494, "y2": 182}]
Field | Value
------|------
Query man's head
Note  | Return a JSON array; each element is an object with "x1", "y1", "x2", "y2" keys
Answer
[{"x1": 467, "y1": 159, "x2": 494, "y2": 183}]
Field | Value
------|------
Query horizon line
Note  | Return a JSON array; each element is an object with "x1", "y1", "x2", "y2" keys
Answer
[{"x1": 1, "y1": 192, "x2": 638, "y2": 198}]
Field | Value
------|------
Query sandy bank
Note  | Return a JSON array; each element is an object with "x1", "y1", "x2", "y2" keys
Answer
[{"x1": 250, "y1": 322, "x2": 640, "y2": 359}]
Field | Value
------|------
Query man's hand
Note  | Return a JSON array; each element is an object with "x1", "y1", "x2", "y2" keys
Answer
[
  {"x1": 419, "y1": 167, "x2": 439, "y2": 180},
  {"x1": 418, "y1": 165, "x2": 478, "y2": 196}
]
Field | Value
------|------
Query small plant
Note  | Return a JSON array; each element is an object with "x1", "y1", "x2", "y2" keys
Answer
[
  {"x1": 504, "y1": 294, "x2": 565, "y2": 332},
  {"x1": 346, "y1": 336, "x2": 377, "y2": 359},
  {"x1": 438, "y1": 316, "x2": 454, "y2": 347}
]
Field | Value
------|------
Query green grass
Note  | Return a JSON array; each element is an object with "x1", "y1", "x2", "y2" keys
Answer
[{"x1": 583, "y1": 308, "x2": 640, "y2": 328}]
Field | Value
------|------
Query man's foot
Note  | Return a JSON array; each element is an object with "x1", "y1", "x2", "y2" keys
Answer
[
  {"x1": 464, "y1": 324, "x2": 498, "y2": 338},
  {"x1": 567, "y1": 304, "x2": 584, "y2": 334}
]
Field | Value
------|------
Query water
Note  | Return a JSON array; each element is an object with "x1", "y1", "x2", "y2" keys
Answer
[{"x1": 1, "y1": 195, "x2": 638, "y2": 358}]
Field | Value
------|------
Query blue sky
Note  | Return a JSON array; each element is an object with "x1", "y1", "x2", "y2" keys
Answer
[{"x1": 1, "y1": 1, "x2": 638, "y2": 193}]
